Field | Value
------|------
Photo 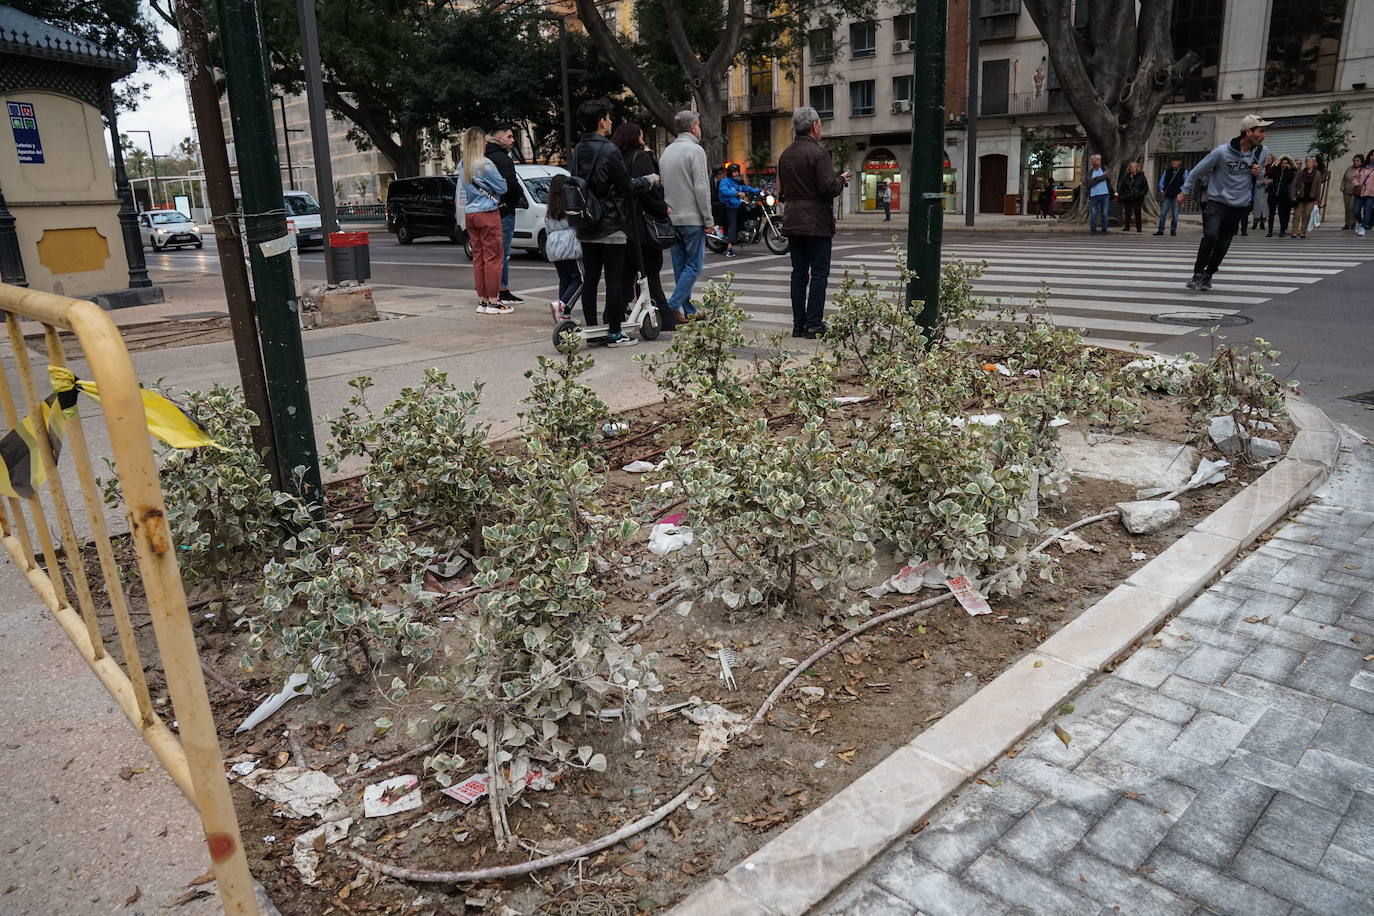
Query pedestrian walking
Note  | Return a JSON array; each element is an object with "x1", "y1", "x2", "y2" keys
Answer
[
  {"x1": 1291, "y1": 156, "x2": 1326, "y2": 238},
  {"x1": 484, "y1": 125, "x2": 528, "y2": 304},
  {"x1": 1341, "y1": 153, "x2": 1365, "y2": 230},
  {"x1": 1354, "y1": 151, "x2": 1374, "y2": 237},
  {"x1": 1038, "y1": 182, "x2": 1056, "y2": 219},
  {"x1": 569, "y1": 98, "x2": 659, "y2": 347},
  {"x1": 777, "y1": 106, "x2": 850, "y2": 339},
  {"x1": 1252, "y1": 155, "x2": 1272, "y2": 232},
  {"x1": 659, "y1": 109, "x2": 713, "y2": 324},
  {"x1": 878, "y1": 180, "x2": 892, "y2": 221},
  {"x1": 1118, "y1": 161, "x2": 1148, "y2": 232},
  {"x1": 1268, "y1": 156, "x2": 1297, "y2": 237},
  {"x1": 458, "y1": 126, "x2": 509, "y2": 315},
  {"x1": 718, "y1": 163, "x2": 761, "y2": 258},
  {"x1": 1087, "y1": 154, "x2": 1112, "y2": 232},
  {"x1": 612, "y1": 121, "x2": 671, "y2": 323},
  {"x1": 543, "y1": 173, "x2": 582, "y2": 322},
  {"x1": 1155, "y1": 157, "x2": 1188, "y2": 235},
  {"x1": 1179, "y1": 115, "x2": 1271, "y2": 291}
]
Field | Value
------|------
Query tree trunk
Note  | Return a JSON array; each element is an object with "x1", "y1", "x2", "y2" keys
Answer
[
  {"x1": 1022, "y1": 0, "x2": 1199, "y2": 224},
  {"x1": 694, "y1": 90, "x2": 728, "y2": 165}
]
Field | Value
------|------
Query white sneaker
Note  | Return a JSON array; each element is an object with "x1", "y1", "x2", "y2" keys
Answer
[
  {"x1": 488, "y1": 303, "x2": 514, "y2": 315},
  {"x1": 476, "y1": 303, "x2": 497, "y2": 314},
  {"x1": 1358, "y1": 226, "x2": 1366, "y2": 236}
]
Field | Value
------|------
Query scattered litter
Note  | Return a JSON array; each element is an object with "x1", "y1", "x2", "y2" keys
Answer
[
  {"x1": 291, "y1": 817, "x2": 352, "y2": 885},
  {"x1": 779, "y1": 656, "x2": 799, "y2": 668},
  {"x1": 992, "y1": 363, "x2": 1012, "y2": 376},
  {"x1": 1131, "y1": 551, "x2": 1149, "y2": 561},
  {"x1": 645, "y1": 480, "x2": 676, "y2": 495},
  {"x1": 833, "y1": 395, "x2": 871, "y2": 405},
  {"x1": 1014, "y1": 616, "x2": 1031, "y2": 625},
  {"x1": 951, "y1": 413, "x2": 1004, "y2": 428},
  {"x1": 718, "y1": 647, "x2": 739, "y2": 691},
  {"x1": 601, "y1": 422, "x2": 629, "y2": 439},
  {"x1": 262, "y1": 835, "x2": 276, "y2": 844},
  {"x1": 441, "y1": 773, "x2": 491, "y2": 805},
  {"x1": 440, "y1": 764, "x2": 555, "y2": 806},
  {"x1": 648, "y1": 513, "x2": 694, "y2": 556},
  {"x1": 684, "y1": 704, "x2": 744, "y2": 763},
  {"x1": 798, "y1": 686, "x2": 825, "y2": 698},
  {"x1": 813, "y1": 759, "x2": 826, "y2": 769},
  {"x1": 1055, "y1": 532, "x2": 1102, "y2": 554},
  {"x1": 622, "y1": 460, "x2": 659, "y2": 473},
  {"x1": 1124, "y1": 354, "x2": 1193, "y2": 390},
  {"x1": 1053, "y1": 724, "x2": 1072, "y2": 748},
  {"x1": 363, "y1": 774, "x2": 422, "y2": 818},
  {"x1": 1049, "y1": 417, "x2": 1071, "y2": 428},
  {"x1": 240, "y1": 766, "x2": 345, "y2": 820},
  {"x1": 235, "y1": 654, "x2": 338, "y2": 734},
  {"x1": 1023, "y1": 369, "x2": 1041, "y2": 378},
  {"x1": 228, "y1": 760, "x2": 258, "y2": 779},
  {"x1": 866, "y1": 559, "x2": 936, "y2": 597},
  {"x1": 947, "y1": 575, "x2": 992, "y2": 616}
]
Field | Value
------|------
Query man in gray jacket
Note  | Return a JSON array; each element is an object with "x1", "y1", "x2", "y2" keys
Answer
[
  {"x1": 1179, "y1": 115, "x2": 1271, "y2": 291},
  {"x1": 659, "y1": 110, "x2": 714, "y2": 322}
]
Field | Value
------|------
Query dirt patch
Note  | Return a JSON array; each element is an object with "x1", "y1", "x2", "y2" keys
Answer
[{"x1": 98, "y1": 380, "x2": 1290, "y2": 916}]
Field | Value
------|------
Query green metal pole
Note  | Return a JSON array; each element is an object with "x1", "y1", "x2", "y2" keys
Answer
[
  {"x1": 215, "y1": 0, "x2": 323, "y2": 502},
  {"x1": 907, "y1": 0, "x2": 948, "y2": 335}
]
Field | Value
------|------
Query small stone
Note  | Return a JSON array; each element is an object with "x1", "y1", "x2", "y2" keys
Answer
[
  {"x1": 798, "y1": 686, "x2": 825, "y2": 698},
  {"x1": 1208, "y1": 416, "x2": 1244, "y2": 456},
  {"x1": 1248, "y1": 437, "x2": 1282, "y2": 459},
  {"x1": 1115, "y1": 499, "x2": 1181, "y2": 535}
]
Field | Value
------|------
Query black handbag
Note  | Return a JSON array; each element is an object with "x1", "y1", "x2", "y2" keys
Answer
[{"x1": 642, "y1": 212, "x2": 677, "y2": 249}]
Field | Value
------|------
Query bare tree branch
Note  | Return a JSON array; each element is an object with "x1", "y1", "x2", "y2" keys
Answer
[{"x1": 572, "y1": 0, "x2": 677, "y2": 127}]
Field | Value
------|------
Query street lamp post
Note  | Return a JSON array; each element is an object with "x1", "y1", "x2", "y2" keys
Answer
[
  {"x1": 128, "y1": 129, "x2": 161, "y2": 207},
  {"x1": 906, "y1": 0, "x2": 948, "y2": 335}
]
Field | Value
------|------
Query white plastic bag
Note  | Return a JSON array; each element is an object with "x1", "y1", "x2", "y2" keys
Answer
[{"x1": 1309, "y1": 204, "x2": 1322, "y2": 231}]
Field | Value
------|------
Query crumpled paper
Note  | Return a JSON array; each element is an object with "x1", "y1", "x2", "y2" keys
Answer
[
  {"x1": 240, "y1": 766, "x2": 346, "y2": 821},
  {"x1": 291, "y1": 817, "x2": 352, "y2": 885}
]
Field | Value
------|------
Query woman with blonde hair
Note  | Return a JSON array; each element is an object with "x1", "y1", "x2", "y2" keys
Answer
[{"x1": 459, "y1": 126, "x2": 509, "y2": 314}]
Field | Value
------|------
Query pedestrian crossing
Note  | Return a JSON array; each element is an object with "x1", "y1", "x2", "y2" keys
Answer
[{"x1": 692, "y1": 234, "x2": 1374, "y2": 348}]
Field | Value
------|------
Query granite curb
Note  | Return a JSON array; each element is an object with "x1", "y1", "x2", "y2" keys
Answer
[{"x1": 671, "y1": 394, "x2": 1341, "y2": 916}]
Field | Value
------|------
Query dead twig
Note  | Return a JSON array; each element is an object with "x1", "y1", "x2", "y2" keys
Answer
[
  {"x1": 336, "y1": 728, "x2": 460, "y2": 787},
  {"x1": 201, "y1": 660, "x2": 248, "y2": 698}
]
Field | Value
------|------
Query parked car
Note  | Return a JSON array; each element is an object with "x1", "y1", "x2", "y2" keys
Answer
[
  {"x1": 387, "y1": 164, "x2": 567, "y2": 259},
  {"x1": 138, "y1": 210, "x2": 202, "y2": 251}
]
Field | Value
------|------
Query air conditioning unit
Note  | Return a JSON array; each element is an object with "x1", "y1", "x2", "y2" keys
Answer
[
  {"x1": 893, "y1": 39, "x2": 912, "y2": 53},
  {"x1": 892, "y1": 99, "x2": 912, "y2": 113}
]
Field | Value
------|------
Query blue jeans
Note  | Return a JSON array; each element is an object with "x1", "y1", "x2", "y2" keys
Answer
[
  {"x1": 1089, "y1": 195, "x2": 1110, "y2": 232},
  {"x1": 500, "y1": 212, "x2": 515, "y2": 288},
  {"x1": 668, "y1": 226, "x2": 705, "y2": 315},
  {"x1": 788, "y1": 235, "x2": 832, "y2": 331},
  {"x1": 1356, "y1": 196, "x2": 1374, "y2": 230},
  {"x1": 1157, "y1": 197, "x2": 1181, "y2": 232}
]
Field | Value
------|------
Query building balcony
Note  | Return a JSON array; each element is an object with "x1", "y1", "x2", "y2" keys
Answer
[
  {"x1": 977, "y1": 89, "x2": 1072, "y2": 117},
  {"x1": 729, "y1": 91, "x2": 781, "y2": 115}
]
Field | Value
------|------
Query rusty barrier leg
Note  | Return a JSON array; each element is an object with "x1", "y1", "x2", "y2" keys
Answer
[{"x1": 0, "y1": 284, "x2": 257, "y2": 915}]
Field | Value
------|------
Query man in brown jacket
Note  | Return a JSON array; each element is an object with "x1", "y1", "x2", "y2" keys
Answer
[{"x1": 777, "y1": 106, "x2": 850, "y2": 338}]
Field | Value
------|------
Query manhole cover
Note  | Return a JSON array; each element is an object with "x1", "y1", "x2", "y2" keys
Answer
[
  {"x1": 1342, "y1": 391, "x2": 1374, "y2": 406},
  {"x1": 1150, "y1": 312, "x2": 1253, "y2": 327}
]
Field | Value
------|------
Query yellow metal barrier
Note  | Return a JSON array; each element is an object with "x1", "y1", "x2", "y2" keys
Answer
[{"x1": 0, "y1": 283, "x2": 257, "y2": 915}]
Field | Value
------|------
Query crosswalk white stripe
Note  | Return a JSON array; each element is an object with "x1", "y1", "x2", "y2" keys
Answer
[
  {"x1": 771, "y1": 266, "x2": 1297, "y2": 295},
  {"x1": 971, "y1": 310, "x2": 1199, "y2": 336},
  {"x1": 721, "y1": 274, "x2": 1268, "y2": 305},
  {"x1": 978, "y1": 266, "x2": 1330, "y2": 283},
  {"x1": 832, "y1": 255, "x2": 1361, "y2": 270}
]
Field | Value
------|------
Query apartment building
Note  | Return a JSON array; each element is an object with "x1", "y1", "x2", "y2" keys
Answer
[
  {"x1": 800, "y1": 0, "x2": 971, "y2": 214},
  {"x1": 970, "y1": 0, "x2": 1374, "y2": 214},
  {"x1": 723, "y1": 57, "x2": 804, "y2": 185}
]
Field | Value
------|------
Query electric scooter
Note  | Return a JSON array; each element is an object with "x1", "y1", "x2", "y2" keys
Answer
[{"x1": 550, "y1": 274, "x2": 662, "y2": 349}]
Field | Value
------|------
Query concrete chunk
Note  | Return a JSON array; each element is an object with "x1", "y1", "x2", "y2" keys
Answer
[
  {"x1": 1060, "y1": 434, "x2": 1199, "y2": 490},
  {"x1": 1116, "y1": 499, "x2": 1181, "y2": 535}
]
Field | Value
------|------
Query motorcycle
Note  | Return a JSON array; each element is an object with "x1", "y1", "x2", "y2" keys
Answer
[{"x1": 706, "y1": 191, "x2": 789, "y2": 255}]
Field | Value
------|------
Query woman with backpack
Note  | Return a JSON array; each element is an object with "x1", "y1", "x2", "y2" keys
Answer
[
  {"x1": 612, "y1": 122, "x2": 671, "y2": 324},
  {"x1": 458, "y1": 126, "x2": 509, "y2": 315},
  {"x1": 543, "y1": 173, "x2": 581, "y2": 322}
]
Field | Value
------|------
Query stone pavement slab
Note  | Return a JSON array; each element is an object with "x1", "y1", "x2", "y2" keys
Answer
[{"x1": 817, "y1": 439, "x2": 1374, "y2": 915}]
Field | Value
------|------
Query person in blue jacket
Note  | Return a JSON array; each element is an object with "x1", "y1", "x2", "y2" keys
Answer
[{"x1": 718, "y1": 162, "x2": 761, "y2": 258}]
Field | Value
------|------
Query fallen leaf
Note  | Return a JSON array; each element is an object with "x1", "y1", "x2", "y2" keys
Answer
[
  {"x1": 1353, "y1": 635, "x2": 1363, "y2": 644},
  {"x1": 1053, "y1": 724, "x2": 1072, "y2": 748},
  {"x1": 1123, "y1": 791, "x2": 1141, "y2": 800},
  {"x1": 1059, "y1": 704, "x2": 1075, "y2": 715},
  {"x1": 976, "y1": 778, "x2": 1002, "y2": 788},
  {"x1": 1033, "y1": 660, "x2": 1045, "y2": 668},
  {"x1": 924, "y1": 712, "x2": 943, "y2": 723},
  {"x1": 117, "y1": 766, "x2": 147, "y2": 782},
  {"x1": 166, "y1": 889, "x2": 212, "y2": 908},
  {"x1": 1363, "y1": 654, "x2": 1374, "y2": 662},
  {"x1": 1138, "y1": 865, "x2": 1156, "y2": 874},
  {"x1": 1078, "y1": 874, "x2": 1087, "y2": 883},
  {"x1": 125, "y1": 887, "x2": 141, "y2": 907},
  {"x1": 1241, "y1": 615, "x2": 1270, "y2": 625},
  {"x1": 1146, "y1": 639, "x2": 1163, "y2": 649},
  {"x1": 187, "y1": 871, "x2": 215, "y2": 887},
  {"x1": 637, "y1": 899, "x2": 661, "y2": 912}
]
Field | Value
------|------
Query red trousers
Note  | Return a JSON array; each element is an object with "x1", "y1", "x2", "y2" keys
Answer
[{"x1": 466, "y1": 209, "x2": 503, "y2": 301}]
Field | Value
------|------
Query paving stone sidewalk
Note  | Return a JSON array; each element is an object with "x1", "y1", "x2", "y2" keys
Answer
[{"x1": 819, "y1": 444, "x2": 1374, "y2": 916}]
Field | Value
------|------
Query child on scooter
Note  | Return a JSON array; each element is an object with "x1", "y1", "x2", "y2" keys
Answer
[{"x1": 544, "y1": 174, "x2": 582, "y2": 322}]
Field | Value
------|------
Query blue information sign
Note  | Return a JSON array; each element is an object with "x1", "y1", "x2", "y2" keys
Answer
[{"x1": 8, "y1": 101, "x2": 44, "y2": 164}]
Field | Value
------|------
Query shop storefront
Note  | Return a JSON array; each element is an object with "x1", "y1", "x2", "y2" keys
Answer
[{"x1": 860, "y1": 149, "x2": 902, "y2": 212}]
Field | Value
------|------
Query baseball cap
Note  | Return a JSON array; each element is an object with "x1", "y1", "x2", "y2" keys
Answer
[{"x1": 1240, "y1": 115, "x2": 1273, "y2": 130}]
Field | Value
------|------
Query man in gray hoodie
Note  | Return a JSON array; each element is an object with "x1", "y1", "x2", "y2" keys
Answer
[
  {"x1": 659, "y1": 110, "x2": 714, "y2": 322},
  {"x1": 1179, "y1": 115, "x2": 1271, "y2": 291}
]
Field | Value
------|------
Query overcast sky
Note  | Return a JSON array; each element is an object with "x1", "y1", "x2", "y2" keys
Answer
[{"x1": 123, "y1": 11, "x2": 194, "y2": 159}]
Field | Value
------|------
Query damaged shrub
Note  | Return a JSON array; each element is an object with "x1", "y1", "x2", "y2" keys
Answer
[
  {"x1": 637, "y1": 282, "x2": 753, "y2": 424},
  {"x1": 1179, "y1": 336, "x2": 1294, "y2": 448},
  {"x1": 326, "y1": 370, "x2": 495, "y2": 549}
]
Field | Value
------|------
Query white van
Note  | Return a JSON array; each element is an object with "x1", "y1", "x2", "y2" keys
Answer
[
  {"x1": 455, "y1": 163, "x2": 568, "y2": 259},
  {"x1": 284, "y1": 190, "x2": 324, "y2": 249}
]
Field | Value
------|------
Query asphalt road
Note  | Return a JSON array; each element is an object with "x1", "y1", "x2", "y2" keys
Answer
[{"x1": 147, "y1": 228, "x2": 1374, "y2": 438}]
